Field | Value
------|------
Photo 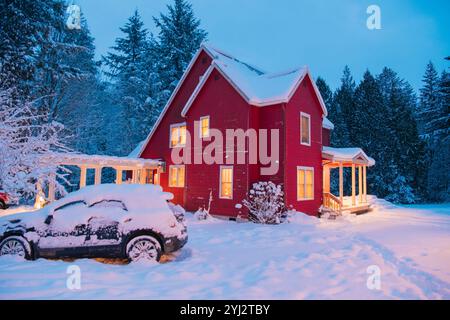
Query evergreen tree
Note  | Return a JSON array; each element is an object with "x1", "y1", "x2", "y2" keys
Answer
[
  {"x1": 353, "y1": 70, "x2": 413, "y2": 201},
  {"x1": 417, "y1": 62, "x2": 442, "y2": 142},
  {"x1": 0, "y1": 0, "x2": 56, "y2": 95},
  {"x1": 436, "y1": 70, "x2": 450, "y2": 139},
  {"x1": 376, "y1": 67, "x2": 426, "y2": 200},
  {"x1": 330, "y1": 66, "x2": 353, "y2": 147},
  {"x1": 153, "y1": 0, "x2": 208, "y2": 92},
  {"x1": 103, "y1": 10, "x2": 152, "y2": 154},
  {"x1": 316, "y1": 77, "x2": 333, "y2": 109}
]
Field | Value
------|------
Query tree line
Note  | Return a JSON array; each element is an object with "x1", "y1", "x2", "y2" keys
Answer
[{"x1": 316, "y1": 62, "x2": 449, "y2": 203}]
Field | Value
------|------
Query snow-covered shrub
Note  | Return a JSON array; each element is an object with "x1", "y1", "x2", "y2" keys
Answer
[
  {"x1": 243, "y1": 182, "x2": 286, "y2": 224},
  {"x1": 194, "y1": 208, "x2": 212, "y2": 221}
]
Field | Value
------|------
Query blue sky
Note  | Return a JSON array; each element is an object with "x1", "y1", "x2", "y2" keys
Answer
[{"x1": 77, "y1": 0, "x2": 449, "y2": 91}]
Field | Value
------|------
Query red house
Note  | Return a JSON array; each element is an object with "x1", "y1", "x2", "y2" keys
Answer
[{"x1": 136, "y1": 43, "x2": 375, "y2": 219}]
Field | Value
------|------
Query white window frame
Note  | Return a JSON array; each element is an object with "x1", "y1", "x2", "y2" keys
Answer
[
  {"x1": 297, "y1": 166, "x2": 314, "y2": 201},
  {"x1": 169, "y1": 122, "x2": 187, "y2": 148},
  {"x1": 219, "y1": 165, "x2": 233, "y2": 200},
  {"x1": 199, "y1": 115, "x2": 210, "y2": 139},
  {"x1": 168, "y1": 165, "x2": 185, "y2": 188},
  {"x1": 300, "y1": 112, "x2": 311, "y2": 146}
]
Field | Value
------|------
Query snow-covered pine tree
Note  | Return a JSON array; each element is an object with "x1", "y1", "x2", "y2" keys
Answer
[
  {"x1": 417, "y1": 62, "x2": 442, "y2": 142},
  {"x1": 103, "y1": 10, "x2": 152, "y2": 154},
  {"x1": 436, "y1": 70, "x2": 450, "y2": 140},
  {"x1": 153, "y1": 0, "x2": 208, "y2": 93},
  {"x1": 0, "y1": 0, "x2": 58, "y2": 96},
  {"x1": 0, "y1": 88, "x2": 68, "y2": 202},
  {"x1": 331, "y1": 66, "x2": 353, "y2": 147},
  {"x1": 424, "y1": 69, "x2": 450, "y2": 202},
  {"x1": 376, "y1": 67, "x2": 426, "y2": 201},
  {"x1": 353, "y1": 70, "x2": 410, "y2": 200},
  {"x1": 329, "y1": 67, "x2": 355, "y2": 194},
  {"x1": 316, "y1": 77, "x2": 333, "y2": 109}
]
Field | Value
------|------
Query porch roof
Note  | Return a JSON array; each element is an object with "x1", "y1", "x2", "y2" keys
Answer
[
  {"x1": 41, "y1": 152, "x2": 164, "y2": 169},
  {"x1": 322, "y1": 147, "x2": 375, "y2": 166}
]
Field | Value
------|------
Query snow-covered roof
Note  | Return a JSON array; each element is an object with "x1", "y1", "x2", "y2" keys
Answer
[
  {"x1": 322, "y1": 147, "x2": 375, "y2": 166},
  {"x1": 128, "y1": 140, "x2": 146, "y2": 158},
  {"x1": 42, "y1": 153, "x2": 164, "y2": 169},
  {"x1": 181, "y1": 43, "x2": 328, "y2": 116},
  {"x1": 322, "y1": 117, "x2": 334, "y2": 130},
  {"x1": 137, "y1": 43, "x2": 329, "y2": 157}
]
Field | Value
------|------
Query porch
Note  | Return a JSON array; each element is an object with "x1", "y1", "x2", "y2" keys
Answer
[
  {"x1": 322, "y1": 147, "x2": 375, "y2": 216},
  {"x1": 35, "y1": 153, "x2": 165, "y2": 208}
]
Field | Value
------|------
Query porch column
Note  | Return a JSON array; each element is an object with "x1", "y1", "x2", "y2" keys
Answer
[
  {"x1": 140, "y1": 169, "x2": 147, "y2": 184},
  {"x1": 351, "y1": 163, "x2": 356, "y2": 206},
  {"x1": 154, "y1": 170, "x2": 160, "y2": 185},
  {"x1": 358, "y1": 165, "x2": 363, "y2": 203},
  {"x1": 115, "y1": 167, "x2": 123, "y2": 185},
  {"x1": 132, "y1": 170, "x2": 138, "y2": 184},
  {"x1": 34, "y1": 179, "x2": 44, "y2": 209},
  {"x1": 323, "y1": 165, "x2": 330, "y2": 194},
  {"x1": 48, "y1": 173, "x2": 56, "y2": 202},
  {"x1": 363, "y1": 165, "x2": 367, "y2": 203},
  {"x1": 339, "y1": 162, "x2": 343, "y2": 204},
  {"x1": 94, "y1": 166, "x2": 102, "y2": 185},
  {"x1": 79, "y1": 166, "x2": 87, "y2": 188}
]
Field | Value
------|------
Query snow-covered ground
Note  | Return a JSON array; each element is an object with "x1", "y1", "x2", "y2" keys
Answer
[{"x1": 0, "y1": 198, "x2": 449, "y2": 300}]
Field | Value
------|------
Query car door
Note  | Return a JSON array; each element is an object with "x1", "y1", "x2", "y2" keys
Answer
[
  {"x1": 38, "y1": 200, "x2": 90, "y2": 258},
  {"x1": 84, "y1": 200, "x2": 126, "y2": 256}
]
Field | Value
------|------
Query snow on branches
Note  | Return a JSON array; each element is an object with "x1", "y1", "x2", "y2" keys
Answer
[
  {"x1": 0, "y1": 89, "x2": 69, "y2": 202},
  {"x1": 243, "y1": 182, "x2": 286, "y2": 224}
]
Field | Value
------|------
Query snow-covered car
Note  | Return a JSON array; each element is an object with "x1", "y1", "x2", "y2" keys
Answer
[
  {"x1": 0, "y1": 191, "x2": 9, "y2": 210},
  {"x1": 0, "y1": 184, "x2": 188, "y2": 262}
]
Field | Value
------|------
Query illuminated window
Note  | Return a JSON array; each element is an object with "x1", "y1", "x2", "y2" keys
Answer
[
  {"x1": 170, "y1": 123, "x2": 186, "y2": 148},
  {"x1": 200, "y1": 116, "x2": 210, "y2": 138},
  {"x1": 297, "y1": 167, "x2": 314, "y2": 200},
  {"x1": 300, "y1": 112, "x2": 311, "y2": 146},
  {"x1": 220, "y1": 166, "x2": 233, "y2": 199},
  {"x1": 169, "y1": 165, "x2": 185, "y2": 188}
]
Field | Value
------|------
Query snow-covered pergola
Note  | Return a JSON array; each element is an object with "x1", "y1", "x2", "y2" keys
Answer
[
  {"x1": 37, "y1": 153, "x2": 165, "y2": 206},
  {"x1": 322, "y1": 147, "x2": 375, "y2": 214}
]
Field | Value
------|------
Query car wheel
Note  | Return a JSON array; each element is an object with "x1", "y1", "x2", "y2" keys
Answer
[
  {"x1": 126, "y1": 235, "x2": 162, "y2": 262},
  {"x1": 0, "y1": 201, "x2": 6, "y2": 210},
  {"x1": 0, "y1": 236, "x2": 30, "y2": 259}
]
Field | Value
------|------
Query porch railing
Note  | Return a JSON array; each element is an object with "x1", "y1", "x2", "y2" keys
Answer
[{"x1": 323, "y1": 192, "x2": 342, "y2": 215}]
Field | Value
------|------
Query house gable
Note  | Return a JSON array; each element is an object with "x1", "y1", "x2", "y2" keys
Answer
[{"x1": 139, "y1": 48, "x2": 213, "y2": 158}]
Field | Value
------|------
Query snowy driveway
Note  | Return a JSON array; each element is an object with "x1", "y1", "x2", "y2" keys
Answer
[{"x1": 0, "y1": 200, "x2": 449, "y2": 299}]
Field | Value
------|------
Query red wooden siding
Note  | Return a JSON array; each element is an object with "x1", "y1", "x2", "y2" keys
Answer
[
  {"x1": 140, "y1": 49, "x2": 213, "y2": 205},
  {"x1": 284, "y1": 74, "x2": 325, "y2": 216},
  {"x1": 183, "y1": 68, "x2": 251, "y2": 217},
  {"x1": 322, "y1": 128, "x2": 331, "y2": 146}
]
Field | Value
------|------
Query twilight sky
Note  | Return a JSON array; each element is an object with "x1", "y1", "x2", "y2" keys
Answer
[{"x1": 76, "y1": 0, "x2": 449, "y2": 91}]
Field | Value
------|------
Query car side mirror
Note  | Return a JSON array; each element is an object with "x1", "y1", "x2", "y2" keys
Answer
[{"x1": 44, "y1": 215, "x2": 53, "y2": 225}]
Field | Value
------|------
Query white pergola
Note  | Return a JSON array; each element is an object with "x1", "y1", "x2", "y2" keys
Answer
[
  {"x1": 322, "y1": 147, "x2": 375, "y2": 214},
  {"x1": 36, "y1": 153, "x2": 165, "y2": 206}
]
